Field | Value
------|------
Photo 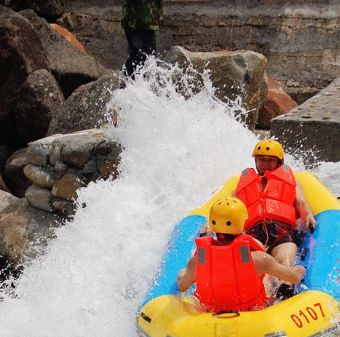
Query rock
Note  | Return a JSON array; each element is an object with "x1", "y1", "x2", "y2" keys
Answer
[
  {"x1": 97, "y1": 156, "x2": 119, "y2": 179},
  {"x1": 0, "y1": 175, "x2": 10, "y2": 193},
  {"x1": 58, "y1": 7, "x2": 124, "y2": 70},
  {"x1": 47, "y1": 74, "x2": 120, "y2": 135},
  {"x1": 55, "y1": 129, "x2": 108, "y2": 168},
  {"x1": 50, "y1": 23, "x2": 87, "y2": 53},
  {"x1": 0, "y1": 189, "x2": 18, "y2": 210},
  {"x1": 60, "y1": 141, "x2": 93, "y2": 168},
  {"x1": 51, "y1": 196, "x2": 75, "y2": 217},
  {"x1": 0, "y1": 198, "x2": 30, "y2": 264},
  {"x1": 51, "y1": 170, "x2": 85, "y2": 201},
  {"x1": 54, "y1": 160, "x2": 68, "y2": 176},
  {"x1": 0, "y1": 194, "x2": 63, "y2": 265},
  {"x1": 0, "y1": 146, "x2": 11, "y2": 193},
  {"x1": 25, "y1": 184, "x2": 53, "y2": 211},
  {"x1": 12, "y1": 0, "x2": 65, "y2": 21},
  {"x1": 95, "y1": 141, "x2": 121, "y2": 179},
  {"x1": 23, "y1": 164, "x2": 55, "y2": 188},
  {"x1": 165, "y1": 46, "x2": 268, "y2": 129},
  {"x1": 0, "y1": 145, "x2": 10, "y2": 166},
  {"x1": 26, "y1": 136, "x2": 55, "y2": 166},
  {"x1": 4, "y1": 148, "x2": 31, "y2": 197},
  {"x1": 257, "y1": 77, "x2": 298, "y2": 129},
  {"x1": 0, "y1": 5, "x2": 48, "y2": 145},
  {"x1": 271, "y1": 78, "x2": 340, "y2": 163},
  {"x1": 15, "y1": 68, "x2": 65, "y2": 143},
  {"x1": 21, "y1": 9, "x2": 110, "y2": 98}
]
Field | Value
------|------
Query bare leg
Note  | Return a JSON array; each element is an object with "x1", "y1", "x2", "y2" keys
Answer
[
  {"x1": 271, "y1": 242, "x2": 298, "y2": 267},
  {"x1": 264, "y1": 242, "x2": 298, "y2": 298}
]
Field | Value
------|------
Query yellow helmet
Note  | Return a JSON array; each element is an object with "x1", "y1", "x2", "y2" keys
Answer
[
  {"x1": 252, "y1": 139, "x2": 284, "y2": 161},
  {"x1": 208, "y1": 197, "x2": 248, "y2": 235}
]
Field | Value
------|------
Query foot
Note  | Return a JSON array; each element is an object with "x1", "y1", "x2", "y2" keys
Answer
[{"x1": 276, "y1": 283, "x2": 295, "y2": 300}]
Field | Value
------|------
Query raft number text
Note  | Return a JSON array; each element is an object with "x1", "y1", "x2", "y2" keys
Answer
[{"x1": 290, "y1": 303, "x2": 325, "y2": 328}]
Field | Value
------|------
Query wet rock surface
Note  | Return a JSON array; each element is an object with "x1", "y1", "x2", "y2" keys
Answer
[
  {"x1": 165, "y1": 46, "x2": 268, "y2": 129},
  {"x1": 0, "y1": 128, "x2": 121, "y2": 266},
  {"x1": 0, "y1": 194, "x2": 62, "y2": 266}
]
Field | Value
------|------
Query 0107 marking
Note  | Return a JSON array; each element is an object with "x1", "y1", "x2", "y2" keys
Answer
[{"x1": 290, "y1": 303, "x2": 325, "y2": 328}]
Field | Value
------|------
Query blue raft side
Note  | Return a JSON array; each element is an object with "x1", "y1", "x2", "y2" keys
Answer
[
  {"x1": 141, "y1": 215, "x2": 206, "y2": 307},
  {"x1": 300, "y1": 209, "x2": 340, "y2": 301}
]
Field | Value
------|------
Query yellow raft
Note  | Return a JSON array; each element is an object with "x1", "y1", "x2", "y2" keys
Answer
[{"x1": 137, "y1": 172, "x2": 340, "y2": 337}]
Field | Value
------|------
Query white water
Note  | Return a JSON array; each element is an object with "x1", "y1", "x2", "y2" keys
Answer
[{"x1": 0, "y1": 59, "x2": 339, "y2": 337}]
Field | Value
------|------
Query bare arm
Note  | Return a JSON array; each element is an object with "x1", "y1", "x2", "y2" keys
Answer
[
  {"x1": 295, "y1": 182, "x2": 316, "y2": 230},
  {"x1": 177, "y1": 256, "x2": 197, "y2": 292},
  {"x1": 252, "y1": 251, "x2": 306, "y2": 284}
]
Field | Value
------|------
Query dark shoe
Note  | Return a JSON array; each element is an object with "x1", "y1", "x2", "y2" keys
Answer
[{"x1": 276, "y1": 283, "x2": 294, "y2": 300}]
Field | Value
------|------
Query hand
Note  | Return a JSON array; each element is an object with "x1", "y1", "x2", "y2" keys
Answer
[
  {"x1": 293, "y1": 265, "x2": 306, "y2": 283},
  {"x1": 177, "y1": 269, "x2": 187, "y2": 292},
  {"x1": 199, "y1": 222, "x2": 211, "y2": 236},
  {"x1": 305, "y1": 214, "x2": 316, "y2": 232}
]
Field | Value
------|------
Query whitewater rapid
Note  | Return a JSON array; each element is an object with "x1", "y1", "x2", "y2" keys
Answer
[{"x1": 0, "y1": 59, "x2": 339, "y2": 337}]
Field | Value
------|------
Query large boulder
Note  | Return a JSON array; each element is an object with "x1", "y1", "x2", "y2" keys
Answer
[
  {"x1": 0, "y1": 193, "x2": 63, "y2": 266},
  {"x1": 15, "y1": 69, "x2": 65, "y2": 144},
  {"x1": 257, "y1": 77, "x2": 298, "y2": 129},
  {"x1": 0, "y1": 189, "x2": 18, "y2": 210},
  {"x1": 50, "y1": 23, "x2": 87, "y2": 53},
  {"x1": 0, "y1": 5, "x2": 48, "y2": 145},
  {"x1": 48, "y1": 74, "x2": 120, "y2": 135},
  {"x1": 5, "y1": 0, "x2": 65, "y2": 21},
  {"x1": 165, "y1": 46, "x2": 268, "y2": 129},
  {"x1": 21, "y1": 9, "x2": 110, "y2": 98}
]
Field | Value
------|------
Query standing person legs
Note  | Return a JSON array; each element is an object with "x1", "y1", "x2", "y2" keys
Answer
[{"x1": 124, "y1": 28, "x2": 157, "y2": 78}]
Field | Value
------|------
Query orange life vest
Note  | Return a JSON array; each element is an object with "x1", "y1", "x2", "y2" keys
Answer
[
  {"x1": 235, "y1": 165, "x2": 297, "y2": 230},
  {"x1": 194, "y1": 235, "x2": 266, "y2": 312}
]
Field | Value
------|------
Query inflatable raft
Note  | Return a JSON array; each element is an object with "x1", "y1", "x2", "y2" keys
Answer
[{"x1": 137, "y1": 172, "x2": 340, "y2": 337}]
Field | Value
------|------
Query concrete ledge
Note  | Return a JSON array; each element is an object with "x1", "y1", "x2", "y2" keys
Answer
[{"x1": 271, "y1": 78, "x2": 340, "y2": 163}]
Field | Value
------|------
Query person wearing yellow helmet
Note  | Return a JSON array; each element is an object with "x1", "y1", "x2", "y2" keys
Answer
[
  {"x1": 177, "y1": 197, "x2": 306, "y2": 312},
  {"x1": 232, "y1": 139, "x2": 315, "y2": 297}
]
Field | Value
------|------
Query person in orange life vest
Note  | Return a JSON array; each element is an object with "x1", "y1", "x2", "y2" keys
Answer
[
  {"x1": 234, "y1": 139, "x2": 316, "y2": 270},
  {"x1": 177, "y1": 197, "x2": 306, "y2": 312}
]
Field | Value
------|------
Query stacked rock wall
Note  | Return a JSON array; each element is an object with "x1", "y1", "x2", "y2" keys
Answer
[{"x1": 24, "y1": 128, "x2": 121, "y2": 216}]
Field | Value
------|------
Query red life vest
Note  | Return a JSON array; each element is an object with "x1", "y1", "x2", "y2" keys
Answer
[
  {"x1": 235, "y1": 165, "x2": 297, "y2": 230},
  {"x1": 194, "y1": 235, "x2": 266, "y2": 312}
]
